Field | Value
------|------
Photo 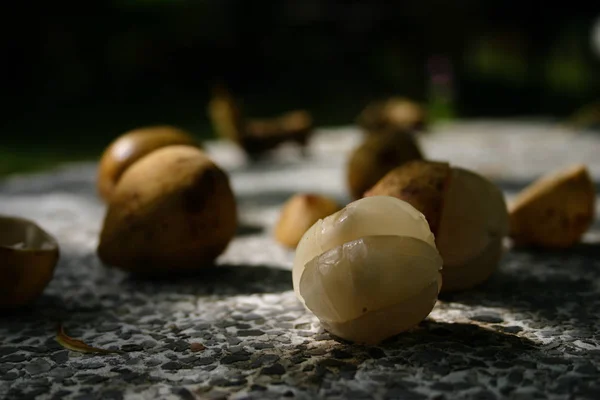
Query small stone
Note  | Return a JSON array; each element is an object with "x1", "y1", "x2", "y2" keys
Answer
[
  {"x1": 367, "y1": 348, "x2": 386, "y2": 359},
  {"x1": 431, "y1": 382, "x2": 454, "y2": 391},
  {"x1": 216, "y1": 320, "x2": 236, "y2": 328},
  {"x1": 141, "y1": 340, "x2": 157, "y2": 349},
  {"x1": 290, "y1": 355, "x2": 307, "y2": 364},
  {"x1": 51, "y1": 351, "x2": 69, "y2": 364},
  {"x1": 307, "y1": 348, "x2": 327, "y2": 356},
  {"x1": 540, "y1": 330, "x2": 560, "y2": 338},
  {"x1": 409, "y1": 350, "x2": 445, "y2": 363},
  {"x1": 235, "y1": 323, "x2": 252, "y2": 330},
  {"x1": 162, "y1": 361, "x2": 184, "y2": 371},
  {"x1": 165, "y1": 340, "x2": 190, "y2": 352},
  {"x1": 314, "y1": 333, "x2": 331, "y2": 341},
  {"x1": 237, "y1": 330, "x2": 265, "y2": 337},
  {"x1": 101, "y1": 390, "x2": 124, "y2": 400},
  {"x1": 149, "y1": 333, "x2": 167, "y2": 340},
  {"x1": 514, "y1": 360, "x2": 537, "y2": 369},
  {"x1": 49, "y1": 367, "x2": 75, "y2": 379},
  {"x1": 470, "y1": 313, "x2": 504, "y2": 324},
  {"x1": 499, "y1": 326, "x2": 523, "y2": 334},
  {"x1": 145, "y1": 359, "x2": 162, "y2": 367},
  {"x1": 0, "y1": 354, "x2": 28, "y2": 363},
  {"x1": 470, "y1": 389, "x2": 497, "y2": 399},
  {"x1": 21, "y1": 345, "x2": 49, "y2": 354},
  {"x1": 172, "y1": 387, "x2": 196, "y2": 400},
  {"x1": 0, "y1": 347, "x2": 18, "y2": 356},
  {"x1": 241, "y1": 313, "x2": 262, "y2": 321},
  {"x1": 261, "y1": 363, "x2": 285, "y2": 375},
  {"x1": 574, "y1": 363, "x2": 597, "y2": 375},
  {"x1": 1, "y1": 372, "x2": 18, "y2": 381},
  {"x1": 126, "y1": 358, "x2": 141, "y2": 365},
  {"x1": 429, "y1": 365, "x2": 451, "y2": 376},
  {"x1": 331, "y1": 349, "x2": 352, "y2": 359},
  {"x1": 97, "y1": 323, "x2": 121, "y2": 332},
  {"x1": 294, "y1": 323, "x2": 312, "y2": 330},
  {"x1": 83, "y1": 362, "x2": 105, "y2": 370},
  {"x1": 252, "y1": 343, "x2": 274, "y2": 350},
  {"x1": 507, "y1": 370, "x2": 523, "y2": 384},
  {"x1": 121, "y1": 344, "x2": 143, "y2": 352},
  {"x1": 251, "y1": 384, "x2": 267, "y2": 391},
  {"x1": 494, "y1": 361, "x2": 512, "y2": 369},
  {"x1": 51, "y1": 390, "x2": 72, "y2": 400},
  {"x1": 194, "y1": 357, "x2": 217, "y2": 366},
  {"x1": 83, "y1": 375, "x2": 109, "y2": 384},
  {"x1": 283, "y1": 390, "x2": 295, "y2": 397},
  {"x1": 190, "y1": 343, "x2": 206, "y2": 352},
  {"x1": 26, "y1": 359, "x2": 52, "y2": 375},
  {"x1": 73, "y1": 393, "x2": 97, "y2": 400},
  {"x1": 539, "y1": 357, "x2": 570, "y2": 365},
  {"x1": 210, "y1": 377, "x2": 247, "y2": 386},
  {"x1": 251, "y1": 354, "x2": 280, "y2": 367},
  {"x1": 221, "y1": 353, "x2": 250, "y2": 364},
  {"x1": 318, "y1": 359, "x2": 351, "y2": 368},
  {"x1": 0, "y1": 364, "x2": 16, "y2": 374},
  {"x1": 227, "y1": 337, "x2": 242, "y2": 345}
]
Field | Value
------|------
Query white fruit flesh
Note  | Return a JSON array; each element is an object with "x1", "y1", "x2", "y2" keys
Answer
[
  {"x1": 299, "y1": 235, "x2": 441, "y2": 324},
  {"x1": 292, "y1": 196, "x2": 442, "y2": 343},
  {"x1": 293, "y1": 196, "x2": 436, "y2": 302}
]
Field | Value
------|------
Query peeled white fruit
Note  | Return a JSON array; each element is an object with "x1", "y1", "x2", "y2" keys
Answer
[{"x1": 292, "y1": 196, "x2": 442, "y2": 344}]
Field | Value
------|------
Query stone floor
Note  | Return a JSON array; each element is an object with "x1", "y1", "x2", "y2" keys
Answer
[{"x1": 0, "y1": 121, "x2": 599, "y2": 400}]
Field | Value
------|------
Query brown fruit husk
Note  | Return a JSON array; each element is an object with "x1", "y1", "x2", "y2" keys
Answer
[
  {"x1": 509, "y1": 164, "x2": 595, "y2": 248},
  {"x1": 274, "y1": 194, "x2": 340, "y2": 248},
  {"x1": 0, "y1": 216, "x2": 59, "y2": 309},
  {"x1": 97, "y1": 125, "x2": 200, "y2": 203},
  {"x1": 347, "y1": 131, "x2": 424, "y2": 200},
  {"x1": 364, "y1": 160, "x2": 451, "y2": 234},
  {"x1": 97, "y1": 145, "x2": 237, "y2": 274}
]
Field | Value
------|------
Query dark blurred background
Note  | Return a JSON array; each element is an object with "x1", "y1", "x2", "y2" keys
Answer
[{"x1": 1, "y1": 1, "x2": 599, "y2": 174}]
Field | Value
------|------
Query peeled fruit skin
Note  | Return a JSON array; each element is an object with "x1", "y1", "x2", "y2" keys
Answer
[
  {"x1": 97, "y1": 125, "x2": 200, "y2": 202},
  {"x1": 0, "y1": 216, "x2": 59, "y2": 309},
  {"x1": 347, "y1": 131, "x2": 424, "y2": 200},
  {"x1": 509, "y1": 164, "x2": 595, "y2": 248},
  {"x1": 293, "y1": 196, "x2": 442, "y2": 344},
  {"x1": 274, "y1": 194, "x2": 340, "y2": 248},
  {"x1": 97, "y1": 145, "x2": 237, "y2": 274},
  {"x1": 365, "y1": 161, "x2": 509, "y2": 292}
]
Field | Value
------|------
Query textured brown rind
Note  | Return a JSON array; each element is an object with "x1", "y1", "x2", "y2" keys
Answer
[
  {"x1": 97, "y1": 125, "x2": 200, "y2": 203},
  {"x1": 364, "y1": 160, "x2": 451, "y2": 235},
  {"x1": 97, "y1": 145, "x2": 237, "y2": 274},
  {"x1": 347, "y1": 131, "x2": 424, "y2": 200},
  {"x1": 509, "y1": 164, "x2": 595, "y2": 248}
]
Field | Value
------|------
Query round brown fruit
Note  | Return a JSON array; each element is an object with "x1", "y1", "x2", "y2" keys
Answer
[
  {"x1": 97, "y1": 125, "x2": 200, "y2": 202},
  {"x1": 347, "y1": 130, "x2": 423, "y2": 200},
  {"x1": 97, "y1": 145, "x2": 237, "y2": 275},
  {"x1": 365, "y1": 160, "x2": 509, "y2": 292}
]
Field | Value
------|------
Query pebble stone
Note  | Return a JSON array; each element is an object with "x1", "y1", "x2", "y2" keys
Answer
[{"x1": 0, "y1": 123, "x2": 599, "y2": 399}]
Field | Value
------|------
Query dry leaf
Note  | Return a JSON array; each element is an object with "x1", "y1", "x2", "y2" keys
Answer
[
  {"x1": 190, "y1": 342, "x2": 206, "y2": 352},
  {"x1": 56, "y1": 323, "x2": 122, "y2": 355}
]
